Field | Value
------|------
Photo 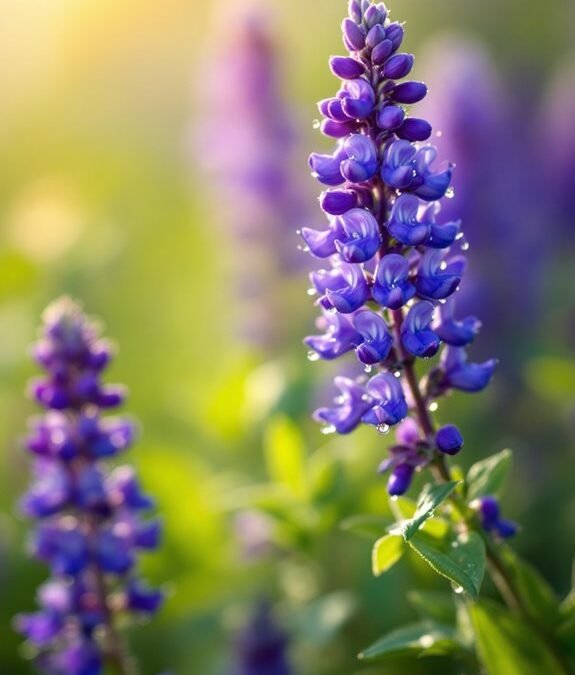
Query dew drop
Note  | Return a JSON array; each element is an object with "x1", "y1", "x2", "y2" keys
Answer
[
  {"x1": 364, "y1": 364, "x2": 373, "y2": 374},
  {"x1": 307, "y1": 350, "x2": 320, "y2": 362},
  {"x1": 377, "y1": 423, "x2": 390, "y2": 435},
  {"x1": 312, "y1": 119, "x2": 321, "y2": 130},
  {"x1": 461, "y1": 241, "x2": 470, "y2": 251},
  {"x1": 320, "y1": 424, "x2": 336, "y2": 435},
  {"x1": 445, "y1": 187, "x2": 455, "y2": 199},
  {"x1": 438, "y1": 298, "x2": 447, "y2": 305},
  {"x1": 453, "y1": 585, "x2": 464, "y2": 595},
  {"x1": 296, "y1": 229, "x2": 302, "y2": 236},
  {"x1": 307, "y1": 288, "x2": 317, "y2": 296},
  {"x1": 428, "y1": 401, "x2": 439, "y2": 412}
]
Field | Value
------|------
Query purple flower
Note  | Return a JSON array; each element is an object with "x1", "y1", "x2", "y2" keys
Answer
[
  {"x1": 401, "y1": 301, "x2": 440, "y2": 358},
  {"x1": 440, "y1": 346, "x2": 497, "y2": 393},
  {"x1": 435, "y1": 425, "x2": 464, "y2": 455},
  {"x1": 16, "y1": 298, "x2": 163, "y2": 674},
  {"x1": 302, "y1": 1, "x2": 496, "y2": 497},
  {"x1": 378, "y1": 418, "x2": 430, "y2": 495},
  {"x1": 435, "y1": 297, "x2": 481, "y2": 346},
  {"x1": 305, "y1": 310, "x2": 361, "y2": 361},
  {"x1": 415, "y1": 250, "x2": 465, "y2": 300},
  {"x1": 312, "y1": 263, "x2": 371, "y2": 314},
  {"x1": 373, "y1": 254, "x2": 416, "y2": 309},
  {"x1": 362, "y1": 373, "x2": 408, "y2": 428},
  {"x1": 313, "y1": 376, "x2": 372, "y2": 434},
  {"x1": 354, "y1": 310, "x2": 394, "y2": 365},
  {"x1": 473, "y1": 496, "x2": 518, "y2": 539}
]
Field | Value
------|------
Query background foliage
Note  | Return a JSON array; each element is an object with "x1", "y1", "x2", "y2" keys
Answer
[{"x1": 0, "y1": 0, "x2": 574, "y2": 673}]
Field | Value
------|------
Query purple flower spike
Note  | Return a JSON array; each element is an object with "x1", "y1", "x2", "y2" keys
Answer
[
  {"x1": 435, "y1": 298, "x2": 481, "y2": 346},
  {"x1": 341, "y1": 135, "x2": 379, "y2": 183},
  {"x1": 362, "y1": 373, "x2": 408, "y2": 428},
  {"x1": 441, "y1": 346, "x2": 497, "y2": 392},
  {"x1": 416, "y1": 250, "x2": 465, "y2": 300},
  {"x1": 373, "y1": 254, "x2": 416, "y2": 309},
  {"x1": 401, "y1": 301, "x2": 440, "y2": 358},
  {"x1": 303, "y1": 0, "x2": 497, "y2": 496},
  {"x1": 353, "y1": 311, "x2": 394, "y2": 365},
  {"x1": 305, "y1": 310, "x2": 361, "y2": 360},
  {"x1": 435, "y1": 425, "x2": 464, "y2": 455},
  {"x1": 334, "y1": 208, "x2": 381, "y2": 263},
  {"x1": 16, "y1": 298, "x2": 163, "y2": 673},
  {"x1": 388, "y1": 194, "x2": 430, "y2": 245},
  {"x1": 314, "y1": 377, "x2": 373, "y2": 434}
]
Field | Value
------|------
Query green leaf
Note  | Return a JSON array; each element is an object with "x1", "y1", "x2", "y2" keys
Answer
[
  {"x1": 408, "y1": 590, "x2": 456, "y2": 624},
  {"x1": 408, "y1": 531, "x2": 486, "y2": 598},
  {"x1": 466, "y1": 448, "x2": 512, "y2": 500},
  {"x1": 500, "y1": 547, "x2": 560, "y2": 626},
  {"x1": 400, "y1": 482, "x2": 459, "y2": 541},
  {"x1": 470, "y1": 600, "x2": 567, "y2": 675},
  {"x1": 340, "y1": 515, "x2": 388, "y2": 540},
  {"x1": 372, "y1": 534, "x2": 404, "y2": 576},
  {"x1": 293, "y1": 591, "x2": 356, "y2": 646},
  {"x1": 359, "y1": 621, "x2": 461, "y2": 661},
  {"x1": 389, "y1": 495, "x2": 417, "y2": 520},
  {"x1": 264, "y1": 416, "x2": 307, "y2": 497}
]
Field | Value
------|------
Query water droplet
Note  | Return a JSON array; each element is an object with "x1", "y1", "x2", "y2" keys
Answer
[
  {"x1": 335, "y1": 395, "x2": 345, "y2": 405},
  {"x1": 320, "y1": 424, "x2": 336, "y2": 435},
  {"x1": 307, "y1": 350, "x2": 320, "y2": 362},
  {"x1": 361, "y1": 393, "x2": 373, "y2": 402},
  {"x1": 440, "y1": 261, "x2": 448, "y2": 271},
  {"x1": 377, "y1": 423, "x2": 390, "y2": 435},
  {"x1": 438, "y1": 298, "x2": 447, "y2": 305},
  {"x1": 428, "y1": 401, "x2": 439, "y2": 412},
  {"x1": 364, "y1": 365, "x2": 373, "y2": 374},
  {"x1": 461, "y1": 241, "x2": 470, "y2": 251},
  {"x1": 393, "y1": 370, "x2": 402, "y2": 378},
  {"x1": 307, "y1": 288, "x2": 317, "y2": 296},
  {"x1": 312, "y1": 119, "x2": 321, "y2": 130},
  {"x1": 296, "y1": 229, "x2": 302, "y2": 236},
  {"x1": 455, "y1": 232, "x2": 464, "y2": 241},
  {"x1": 445, "y1": 187, "x2": 455, "y2": 199},
  {"x1": 419, "y1": 635, "x2": 434, "y2": 648},
  {"x1": 453, "y1": 585, "x2": 464, "y2": 595}
]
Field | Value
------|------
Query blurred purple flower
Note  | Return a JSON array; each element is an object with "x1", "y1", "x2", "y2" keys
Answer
[{"x1": 16, "y1": 298, "x2": 162, "y2": 674}]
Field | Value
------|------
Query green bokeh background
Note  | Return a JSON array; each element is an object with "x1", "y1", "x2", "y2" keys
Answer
[{"x1": 0, "y1": 0, "x2": 574, "y2": 673}]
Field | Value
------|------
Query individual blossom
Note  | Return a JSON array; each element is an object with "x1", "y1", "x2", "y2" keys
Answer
[
  {"x1": 302, "y1": 0, "x2": 496, "y2": 495},
  {"x1": 15, "y1": 298, "x2": 163, "y2": 675},
  {"x1": 472, "y1": 496, "x2": 518, "y2": 539}
]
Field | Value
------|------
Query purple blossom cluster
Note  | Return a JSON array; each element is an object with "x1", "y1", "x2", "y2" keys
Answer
[
  {"x1": 15, "y1": 298, "x2": 162, "y2": 675},
  {"x1": 302, "y1": 0, "x2": 497, "y2": 497}
]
